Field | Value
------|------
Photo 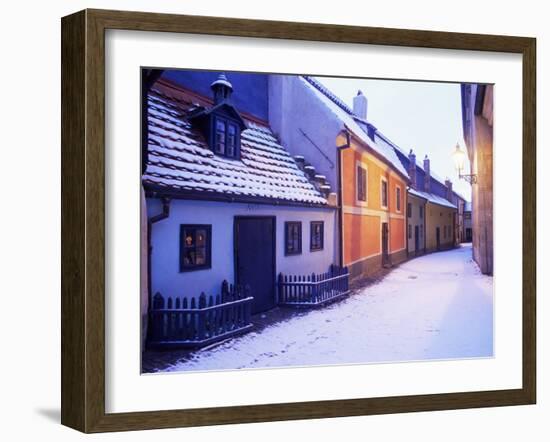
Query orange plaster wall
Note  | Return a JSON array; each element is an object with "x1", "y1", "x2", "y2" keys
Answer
[
  {"x1": 342, "y1": 146, "x2": 389, "y2": 210},
  {"x1": 390, "y1": 217, "x2": 405, "y2": 252},
  {"x1": 340, "y1": 138, "x2": 408, "y2": 265},
  {"x1": 343, "y1": 212, "x2": 380, "y2": 265},
  {"x1": 388, "y1": 175, "x2": 405, "y2": 216}
]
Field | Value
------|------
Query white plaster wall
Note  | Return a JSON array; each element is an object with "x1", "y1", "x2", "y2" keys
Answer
[
  {"x1": 147, "y1": 198, "x2": 337, "y2": 299},
  {"x1": 268, "y1": 75, "x2": 342, "y2": 187}
]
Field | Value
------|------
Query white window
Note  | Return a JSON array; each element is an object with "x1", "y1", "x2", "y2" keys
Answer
[
  {"x1": 356, "y1": 161, "x2": 368, "y2": 205},
  {"x1": 381, "y1": 177, "x2": 388, "y2": 209}
]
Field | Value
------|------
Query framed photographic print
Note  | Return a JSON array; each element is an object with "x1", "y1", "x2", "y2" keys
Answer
[{"x1": 61, "y1": 9, "x2": 536, "y2": 433}]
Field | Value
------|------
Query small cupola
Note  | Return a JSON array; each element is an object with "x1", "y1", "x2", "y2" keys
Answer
[
  {"x1": 188, "y1": 73, "x2": 247, "y2": 160},
  {"x1": 211, "y1": 73, "x2": 233, "y2": 105}
]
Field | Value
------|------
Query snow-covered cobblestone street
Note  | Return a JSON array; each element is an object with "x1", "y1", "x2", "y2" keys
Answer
[{"x1": 162, "y1": 244, "x2": 493, "y2": 373}]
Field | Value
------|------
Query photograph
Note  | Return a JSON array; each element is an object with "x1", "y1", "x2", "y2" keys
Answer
[{"x1": 140, "y1": 68, "x2": 494, "y2": 374}]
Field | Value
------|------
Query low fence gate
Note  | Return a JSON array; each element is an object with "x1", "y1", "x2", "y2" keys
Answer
[
  {"x1": 148, "y1": 281, "x2": 254, "y2": 349},
  {"x1": 278, "y1": 264, "x2": 350, "y2": 307}
]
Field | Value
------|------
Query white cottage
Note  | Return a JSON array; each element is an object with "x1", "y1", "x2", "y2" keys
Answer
[{"x1": 143, "y1": 74, "x2": 338, "y2": 314}]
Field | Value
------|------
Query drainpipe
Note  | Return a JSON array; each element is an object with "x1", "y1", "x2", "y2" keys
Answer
[{"x1": 336, "y1": 130, "x2": 352, "y2": 267}]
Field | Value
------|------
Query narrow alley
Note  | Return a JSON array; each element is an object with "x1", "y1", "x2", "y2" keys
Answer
[{"x1": 157, "y1": 244, "x2": 493, "y2": 373}]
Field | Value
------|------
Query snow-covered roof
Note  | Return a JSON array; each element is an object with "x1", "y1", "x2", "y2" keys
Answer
[
  {"x1": 143, "y1": 84, "x2": 328, "y2": 206},
  {"x1": 301, "y1": 76, "x2": 409, "y2": 179},
  {"x1": 409, "y1": 188, "x2": 457, "y2": 210}
]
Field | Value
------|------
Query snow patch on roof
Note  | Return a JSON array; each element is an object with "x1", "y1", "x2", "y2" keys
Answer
[
  {"x1": 409, "y1": 188, "x2": 457, "y2": 209},
  {"x1": 143, "y1": 89, "x2": 328, "y2": 205}
]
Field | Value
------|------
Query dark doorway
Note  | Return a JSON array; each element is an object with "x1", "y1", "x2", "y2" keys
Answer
[
  {"x1": 381, "y1": 222, "x2": 389, "y2": 266},
  {"x1": 466, "y1": 228, "x2": 472, "y2": 242},
  {"x1": 414, "y1": 225, "x2": 420, "y2": 255},
  {"x1": 436, "y1": 227, "x2": 441, "y2": 250},
  {"x1": 234, "y1": 217, "x2": 276, "y2": 314}
]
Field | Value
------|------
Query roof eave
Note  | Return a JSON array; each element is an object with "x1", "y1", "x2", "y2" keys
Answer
[
  {"x1": 143, "y1": 183, "x2": 333, "y2": 209},
  {"x1": 343, "y1": 125, "x2": 410, "y2": 183}
]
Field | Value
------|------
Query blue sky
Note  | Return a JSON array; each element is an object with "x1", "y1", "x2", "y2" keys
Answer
[{"x1": 316, "y1": 76, "x2": 472, "y2": 200}]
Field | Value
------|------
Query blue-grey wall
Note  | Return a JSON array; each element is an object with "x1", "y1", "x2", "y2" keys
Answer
[
  {"x1": 147, "y1": 198, "x2": 337, "y2": 300},
  {"x1": 162, "y1": 70, "x2": 269, "y2": 121}
]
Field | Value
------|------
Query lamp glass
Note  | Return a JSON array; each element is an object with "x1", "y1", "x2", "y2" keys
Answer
[{"x1": 452, "y1": 144, "x2": 466, "y2": 172}]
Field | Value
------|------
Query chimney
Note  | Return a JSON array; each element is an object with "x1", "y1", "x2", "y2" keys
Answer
[
  {"x1": 353, "y1": 90, "x2": 368, "y2": 120},
  {"x1": 423, "y1": 155, "x2": 431, "y2": 192},
  {"x1": 408, "y1": 149, "x2": 417, "y2": 189},
  {"x1": 210, "y1": 73, "x2": 233, "y2": 105},
  {"x1": 445, "y1": 178, "x2": 453, "y2": 202}
]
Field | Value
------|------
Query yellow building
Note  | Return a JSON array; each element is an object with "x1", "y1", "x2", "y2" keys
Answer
[{"x1": 424, "y1": 200, "x2": 457, "y2": 252}]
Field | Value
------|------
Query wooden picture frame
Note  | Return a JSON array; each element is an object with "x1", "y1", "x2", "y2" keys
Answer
[{"x1": 61, "y1": 8, "x2": 536, "y2": 433}]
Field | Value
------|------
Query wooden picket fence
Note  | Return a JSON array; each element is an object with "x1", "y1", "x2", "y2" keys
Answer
[
  {"x1": 278, "y1": 264, "x2": 350, "y2": 307},
  {"x1": 148, "y1": 281, "x2": 254, "y2": 349}
]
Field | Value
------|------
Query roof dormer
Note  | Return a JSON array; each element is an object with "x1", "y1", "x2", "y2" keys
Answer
[{"x1": 188, "y1": 73, "x2": 247, "y2": 160}]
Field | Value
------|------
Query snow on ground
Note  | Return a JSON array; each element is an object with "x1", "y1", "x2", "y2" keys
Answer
[{"x1": 163, "y1": 244, "x2": 493, "y2": 373}]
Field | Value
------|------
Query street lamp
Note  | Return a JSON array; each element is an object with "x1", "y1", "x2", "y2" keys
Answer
[{"x1": 452, "y1": 142, "x2": 477, "y2": 184}]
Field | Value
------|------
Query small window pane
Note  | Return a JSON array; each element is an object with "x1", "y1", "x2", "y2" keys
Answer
[
  {"x1": 396, "y1": 187, "x2": 401, "y2": 211},
  {"x1": 180, "y1": 225, "x2": 212, "y2": 271},
  {"x1": 227, "y1": 124, "x2": 237, "y2": 157},
  {"x1": 215, "y1": 120, "x2": 226, "y2": 154},
  {"x1": 310, "y1": 221, "x2": 324, "y2": 251},
  {"x1": 357, "y1": 165, "x2": 366, "y2": 202},
  {"x1": 285, "y1": 222, "x2": 302, "y2": 255},
  {"x1": 381, "y1": 180, "x2": 388, "y2": 207}
]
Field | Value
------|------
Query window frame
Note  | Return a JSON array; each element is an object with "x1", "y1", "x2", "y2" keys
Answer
[
  {"x1": 407, "y1": 202, "x2": 412, "y2": 218},
  {"x1": 310, "y1": 221, "x2": 324, "y2": 252},
  {"x1": 380, "y1": 176, "x2": 388, "y2": 209},
  {"x1": 284, "y1": 221, "x2": 302, "y2": 256},
  {"x1": 211, "y1": 115, "x2": 241, "y2": 160},
  {"x1": 179, "y1": 224, "x2": 212, "y2": 272},
  {"x1": 356, "y1": 161, "x2": 368, "y2": 205},
  {"x1": 396, "y1": 185, "x2": 402, "y2": 213}
]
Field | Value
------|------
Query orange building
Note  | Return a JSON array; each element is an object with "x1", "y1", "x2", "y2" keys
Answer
[
  {"x1": 339, "y1": 132, "x2": 409, "y2": 278},
  {"x1": 269, "y1": 76, "x2": 411, "y2": 281}
]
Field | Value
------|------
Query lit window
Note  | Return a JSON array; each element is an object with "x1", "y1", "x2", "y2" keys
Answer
[
  {"x1": 310, "y1": 221, "x2": 324, "y2": 251},
  {"x1": 180, "y1": 225, "x2": 212, "y2": 271}
]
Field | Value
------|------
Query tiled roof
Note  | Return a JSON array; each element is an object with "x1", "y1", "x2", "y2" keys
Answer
[
  {"x1": 408, "y1": 188, "x2": 457, "y2": 210},
  {"x1": 143, "y1": 84, "x2": 329, "y2": 206},
  {"x1": 301, "y1": 76, "x2": 409, "y2": 179}
]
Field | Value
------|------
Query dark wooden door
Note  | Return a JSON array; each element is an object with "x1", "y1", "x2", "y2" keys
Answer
[
  {"x1": 436, "y1": 227, "x2": 441, "y2": 250},
  {"x1": 414, "y1": 225, "x2": 420, "y2": 254},
  {"x1": 381, "y1": 222, "x2": 389, "y2": 265},
  {"x1": 235, "y1": 217, "x2": 275, "y2": 314}
]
